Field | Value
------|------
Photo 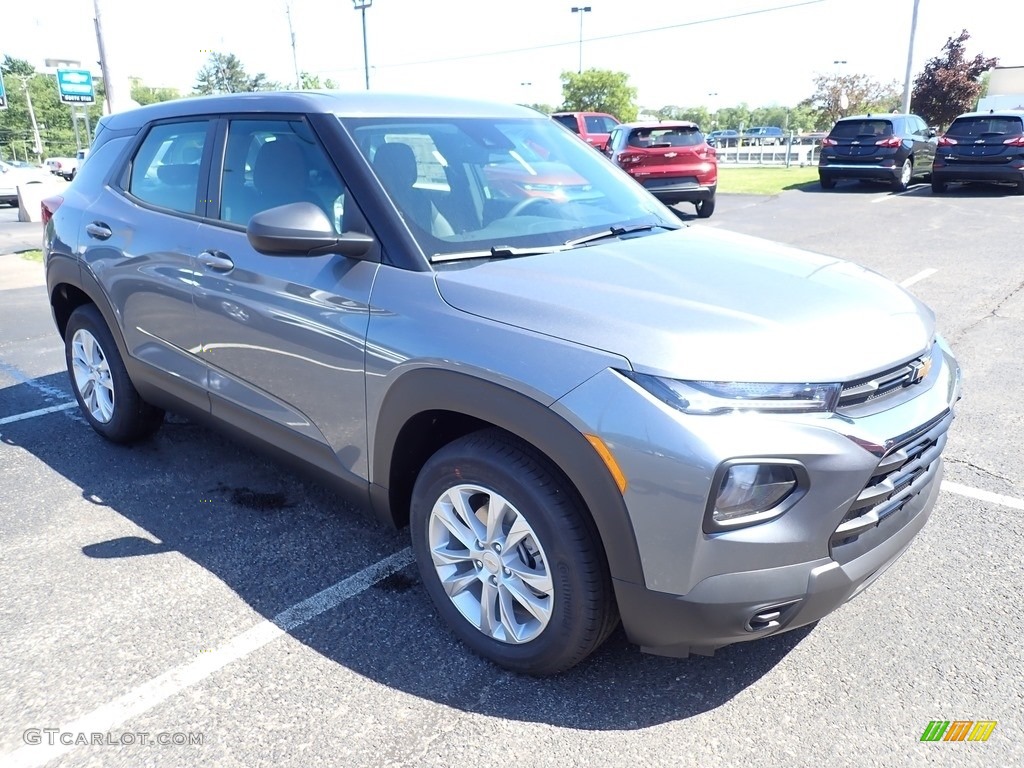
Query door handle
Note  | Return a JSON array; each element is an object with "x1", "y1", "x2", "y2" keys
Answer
[
  {"x1": 85, "y1": 222, "x2": 112, "y2": 240},
  {"x1": 198, "y1": 251, "x2": 235, "y2": 271}
]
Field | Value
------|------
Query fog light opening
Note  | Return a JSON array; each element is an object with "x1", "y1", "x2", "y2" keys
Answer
[{"x1": 708, "y1": 463, "x2": 800, "y2": 530}]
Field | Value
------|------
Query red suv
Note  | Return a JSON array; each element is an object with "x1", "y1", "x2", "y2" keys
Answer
[
  {"x1": 605, "y1": 121, "x2": 718, "y2": 217},
  {"x1": 551, "y1": 111, "x2": 621, "y2": 149}
]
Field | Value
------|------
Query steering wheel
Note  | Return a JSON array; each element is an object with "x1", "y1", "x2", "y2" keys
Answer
[{"x1": 506, "y1": 196, "x2": 558, "y2": 218}]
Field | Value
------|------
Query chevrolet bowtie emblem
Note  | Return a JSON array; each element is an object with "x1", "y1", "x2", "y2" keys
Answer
[
  {"x1": 911, "y1": 354, "x2": 933, "y2": 384},
  {"x1": 665, "y1": 152, "x2": 677, "y2": 158}
]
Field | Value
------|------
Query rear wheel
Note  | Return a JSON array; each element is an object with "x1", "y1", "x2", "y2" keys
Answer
[
  {"x1": 893, "y1": 158, "x2": 913, "y2": 191},
  {"x1": 410, "y1": 430, "x2": 618, "y2": 675},
  {"x1": 695, "y1": 196, "x2": 716, "y2": 218},
  {"x1": 931, "y1": 178, "x2": 947, "y2": 194},
  {"x1": 1015, "y1": 177, "x2": 1024, "y2": 195},
  {"x1": 819, "y1": 174, "x2": 836, "y2": 190},
  {"x1": 65, "y1": 304, "x2": 164, "y2": 443}
]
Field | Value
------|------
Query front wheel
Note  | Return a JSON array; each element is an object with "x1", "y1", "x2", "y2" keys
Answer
[
  {"x1": 410, "y1": 430, "x2": 618, "y2": 675},
  {"x1": 695, "y1": 196, "x2": 716, "y2": 218},
  {"x1": 65, "y1": 304, "x2": 164, "y2": 443}
]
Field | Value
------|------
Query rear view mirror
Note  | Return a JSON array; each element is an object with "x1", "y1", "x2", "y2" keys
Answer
[{"x1": 247, "y1": 202, "x2": 375, "y2": 260}]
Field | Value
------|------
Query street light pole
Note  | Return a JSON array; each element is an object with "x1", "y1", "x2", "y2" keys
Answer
[
  {"x1": 19, "y1": 77, "x2": 44, "y2": 158},
  {"x1": 901, "y1": 0, "x2": 920, "y2": 114},
  {"x1": 353, "y1": 0, "x2": 373, "y2": 91},
  {"x1": 571, "y1": 6, "x2": 591, "y2": 74}
]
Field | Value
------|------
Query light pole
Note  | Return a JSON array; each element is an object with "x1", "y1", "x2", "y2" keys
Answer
[
  {"x1": 353, "y1": 0, "x2": 373, "y2": 91},
  {"x1": 833, "y1": 60, "x2": 849, "y2": 115},
  {"x1": 900, "y1": 0, "x2": 920, "y2": 114},
  {"x1": 707, "y1": 91, "x2": 718, "y2": 129},
  {"x1": 571, "y1": 6, "x2": 591, "y2": 74}
]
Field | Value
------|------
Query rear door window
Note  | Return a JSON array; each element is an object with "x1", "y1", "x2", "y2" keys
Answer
[
  {"x1": 127, "y1": 121, "x2": 210, "y2": 215},
  {"x1": 553, "y1": 115, "x2": 580, "y2": 134},
  {"x1": 830, "y1": 120, "x2": 894, "y2": 139},
  {"x1": 947, "y1": 116, "x2": 1024, "y2": 138}
]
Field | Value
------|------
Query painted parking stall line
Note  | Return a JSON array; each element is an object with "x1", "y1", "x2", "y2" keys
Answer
[
  {"x1": 941, "y1": 480, "x2": 1024, "y2": 512},
  {"x1": 1, "y1": 547, "x2": 415, "y2": 768},
  {"x1": 899, "y1": 268, "x2": 938, "y2": 288},
  {"x1": 0, "y1": 402, "x2": 77, "y2": 426}
]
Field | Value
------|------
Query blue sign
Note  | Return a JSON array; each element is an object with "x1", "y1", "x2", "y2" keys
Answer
[
  {"x1": 0, "y1": 74, "x2": 7, "y2": 110},
  {"x1": 56, "y1": 69, "x2": 95, "y2": 104}
]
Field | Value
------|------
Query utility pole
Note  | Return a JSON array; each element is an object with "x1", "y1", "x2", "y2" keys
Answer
[
  {"x1": 20, "y1": 77, "x2": 44, "y2": 158},
  {"x1": 901, "y1": 0, "x2": 921, "y2": 113},
  {"x1": 93, "y1": 0, "x2": 124, "y2": 113},
  {"x1": 286, "y1": 1, "x2": 301, "y2": 88}
]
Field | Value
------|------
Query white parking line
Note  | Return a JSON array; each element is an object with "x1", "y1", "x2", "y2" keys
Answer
[
  {"x1": 871, "y1": 189, "x2": 917, "y2": 203},
  {"x1": 941, "y1": 480, "x2": 1024, "y2": 511},
  {"x1": 899, "y1": 268, "x2": 938, "y2": 288},
  {"x1": 1, "y1": 547, "x2": 415, "y2": 768},
  {"x1": 0, "y1": 402, "x2": 77, "y2": 426}
]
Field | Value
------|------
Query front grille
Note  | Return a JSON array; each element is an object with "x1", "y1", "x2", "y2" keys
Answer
[
  {"x1": 831, "y1": 411, "x2": 952, "y2": 556},
  {"x1": 838, "y1": 347, "x2": 934, "y2": 409}
]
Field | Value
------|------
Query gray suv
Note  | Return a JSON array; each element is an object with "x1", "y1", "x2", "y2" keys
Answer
[{"x1": 42, "y1": 93, "x2": 961, "y2": 675}]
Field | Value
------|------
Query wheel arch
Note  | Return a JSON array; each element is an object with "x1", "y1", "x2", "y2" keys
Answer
[
  {"x1": 370, "y1": 368, "x2": 645, "y2": 584},
  {"x1": 48, "y1": 256, "x2": 129, "y2": 362}
]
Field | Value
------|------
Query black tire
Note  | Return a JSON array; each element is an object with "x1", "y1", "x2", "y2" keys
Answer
[
  {"x1": 410, "y1": 429, "x2": 618, "y2": 675},
  {"x1": 892, "y1": 158, "x2": 913, "y2": 192},
  {"x1": 931, "y1": 179, "x2": 947, "y2": 194},
  {"x1": 695, "y1": 195, "x2": 716, "y2": 218},
  {"x1": 819, "y1": 174, "x2": 836, "y2": 190},
  {"x1": 1015, "y1": 178, "x2": 1024, "y2": 196},
  {"x1": 64, "y1": 304, "x2": 164, "y2": 443}
]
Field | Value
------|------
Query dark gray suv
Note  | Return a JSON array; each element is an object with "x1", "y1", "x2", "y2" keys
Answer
[
  {"x1": 819, "y1": 113, "x2": 937, "y2": 191},
  {"x1": 43, "y1": 93, "x2": 961, "y2": 675}
]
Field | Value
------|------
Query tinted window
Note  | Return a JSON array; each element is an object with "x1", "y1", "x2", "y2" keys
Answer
[
  {"x1": 128, "y1": 121, "x2": 208, "y2": 214},
  {"x1": 584, "y1": 115, "x2": 606, "y2": 133},
  {"x1": 947, "y1": 115, "x2": 1024, "y2": 137},
  {"x1": 219, "y1": 118, "x2": 347, "y2": 231},
  {"x1": 553, "y1": 115, "x2": 580, "y2": 134},
  {"x1": 830, "y1": 120, "x2": 894, "y2": 139},
  {"x1": 628, "y1": 127, "x2": 703, "y2": 147}
]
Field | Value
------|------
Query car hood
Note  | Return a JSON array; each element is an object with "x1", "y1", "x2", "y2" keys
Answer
[{"x1": 434, "y1": 227, "x2": 934, "y2": 382}]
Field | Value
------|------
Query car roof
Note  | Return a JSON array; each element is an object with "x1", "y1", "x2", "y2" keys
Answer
[
  {"x1": 951, "y1": 109, "x2": 1024, "y2": 119},
  {"x1": 620, "y1": 121, "x2": 699, "y2": 130},
  {"x1": 836, "y1": 114, "x2": 912, "y2": 121},
  {"x1": 98, "y1": 91, "x2": 541, "y2": 131}
]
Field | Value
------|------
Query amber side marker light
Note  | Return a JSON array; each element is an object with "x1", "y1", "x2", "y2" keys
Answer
[{"x1": 584, "y1": 434, "x2": 628, "y2": 494}]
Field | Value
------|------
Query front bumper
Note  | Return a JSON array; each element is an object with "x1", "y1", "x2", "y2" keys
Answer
[
  {"x1": 553, "y1": 337, "x2": 961, "y2": 658},
  {"x1": 614, "y1": 460, "x2": 940, "y2": 656}
]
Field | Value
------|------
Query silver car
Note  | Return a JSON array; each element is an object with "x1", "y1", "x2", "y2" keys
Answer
[{"x1": 43, "y1": 92, "x2": 961, "y2": 675}]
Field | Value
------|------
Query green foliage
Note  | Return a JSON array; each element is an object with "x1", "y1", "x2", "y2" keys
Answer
[
  {"x1": 131, "y1": 80, "x2": 181, "y2": 106},
  {"x1": 911, "y1": 30, "x2": 997, "y2": 128},
  {"x1": 298, "y1": 72, "x2": 339, "y2": 90},
  {"x1": 560, "y1": 69, "x2": 638, "y2": 122},
  {"x1": 194, "y1": 53, "x2": 280, "y2": 95},
  {"x1": 802, "y1": 73, "x2": 901, "y2": 128}
]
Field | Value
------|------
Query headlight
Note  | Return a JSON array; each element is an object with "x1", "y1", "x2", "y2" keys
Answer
[{"x1": 625, "y1": 373, "x2": 841, "y2": 415}]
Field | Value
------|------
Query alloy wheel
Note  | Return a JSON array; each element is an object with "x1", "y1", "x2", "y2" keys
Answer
[{"x1": 71, "y1": 328, "x2": 115, "y2": 423}]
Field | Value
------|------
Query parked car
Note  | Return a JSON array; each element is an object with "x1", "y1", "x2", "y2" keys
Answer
[
  {"x1": 931, "y1": 110, "x2": 1024, "y2": 194},
  {"x1": 45, "y1": 156, "x2": 78, "y2": 181},
  {"x1": 550, "y1": 111, "x2": 620, "y2": 149},
  {"x1": 819, "y1": 114, "x2": 937, "y2": 191},
  {"x1": 0, "y1": 158, "x2": 55, "y2": 206},
  {"x1": 742, "y1": 126, "x2": 786, "y2": 146},
  {"x1": 43, "y1": 92, "x2": 960, "y2": 675},
  {"x1": 604, "y1": 121, "x2": 717, "y2": 217},
  {"x1": 706, "y1": 129, "x2": 740, "y2": 148}
]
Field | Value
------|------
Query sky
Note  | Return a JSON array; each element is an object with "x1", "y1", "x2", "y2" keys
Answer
[{"x1": 3, "y1": 0, "x2": 1020, "y2": 111}]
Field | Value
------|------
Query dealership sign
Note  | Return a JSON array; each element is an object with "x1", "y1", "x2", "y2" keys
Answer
[{"x1": 56, "y1": 69, "x2": 95, "y2": 104}]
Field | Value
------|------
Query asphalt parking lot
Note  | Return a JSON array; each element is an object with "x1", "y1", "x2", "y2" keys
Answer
[{"x1": 1, "y1": 182, "x2": 1021, "y2": 768}]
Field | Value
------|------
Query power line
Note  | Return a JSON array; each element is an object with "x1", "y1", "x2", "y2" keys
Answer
[{"x1": 310, "y1": 0, "x2": 826, "y2": 76}]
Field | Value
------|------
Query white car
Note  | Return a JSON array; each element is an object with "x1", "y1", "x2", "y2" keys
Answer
[
  {"x1": 1, "y1": 159, "x2": 57, "y2": 206},
  {"x1": 45, "y1": 157, "x2": 78, "y2": 180}
]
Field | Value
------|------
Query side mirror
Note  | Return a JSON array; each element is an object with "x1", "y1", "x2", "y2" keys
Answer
[
  {"x1": 247, "y1": 202, "x2": 375, "y2": 260},
  {"x1": 927, "y1": 127, "x2": 939, "y2": 138}
]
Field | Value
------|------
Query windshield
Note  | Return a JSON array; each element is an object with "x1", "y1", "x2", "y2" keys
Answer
[{"x1": 341, "y1": 116, "x2": 675, "y2": 261}]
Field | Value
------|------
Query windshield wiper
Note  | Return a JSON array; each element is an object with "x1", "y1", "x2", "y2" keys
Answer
[
  {"x1": 431, "y1": 244, "x2": 570, "y2": 263},
  {"x1": 564, "y1": 224, "x2": 678, "y2": 249}
]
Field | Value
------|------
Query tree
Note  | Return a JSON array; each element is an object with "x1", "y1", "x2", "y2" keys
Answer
[
  {"x1": 560, "y1": 69, "x2": 637, "y2": 122},
  {"x1": 298, "y1": 72, "x2": 338, "y2": 90},
  {"x1": 801, "y1": 73, "x2": 901, "y2": 128},
  {"x1": 131, "y1": 78, "x2": 181, "y2": 106},
  {"x1": 911, "y1": 30, "x2": 997, "y2": 128},
  {"x1": 193, "y1": 53, "x2": 279, "y2": 95}
]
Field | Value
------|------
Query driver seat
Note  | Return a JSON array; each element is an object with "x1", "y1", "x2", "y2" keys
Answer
[{"x1": 372, "y1": 142, "x2": 454, "y2": 237}]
